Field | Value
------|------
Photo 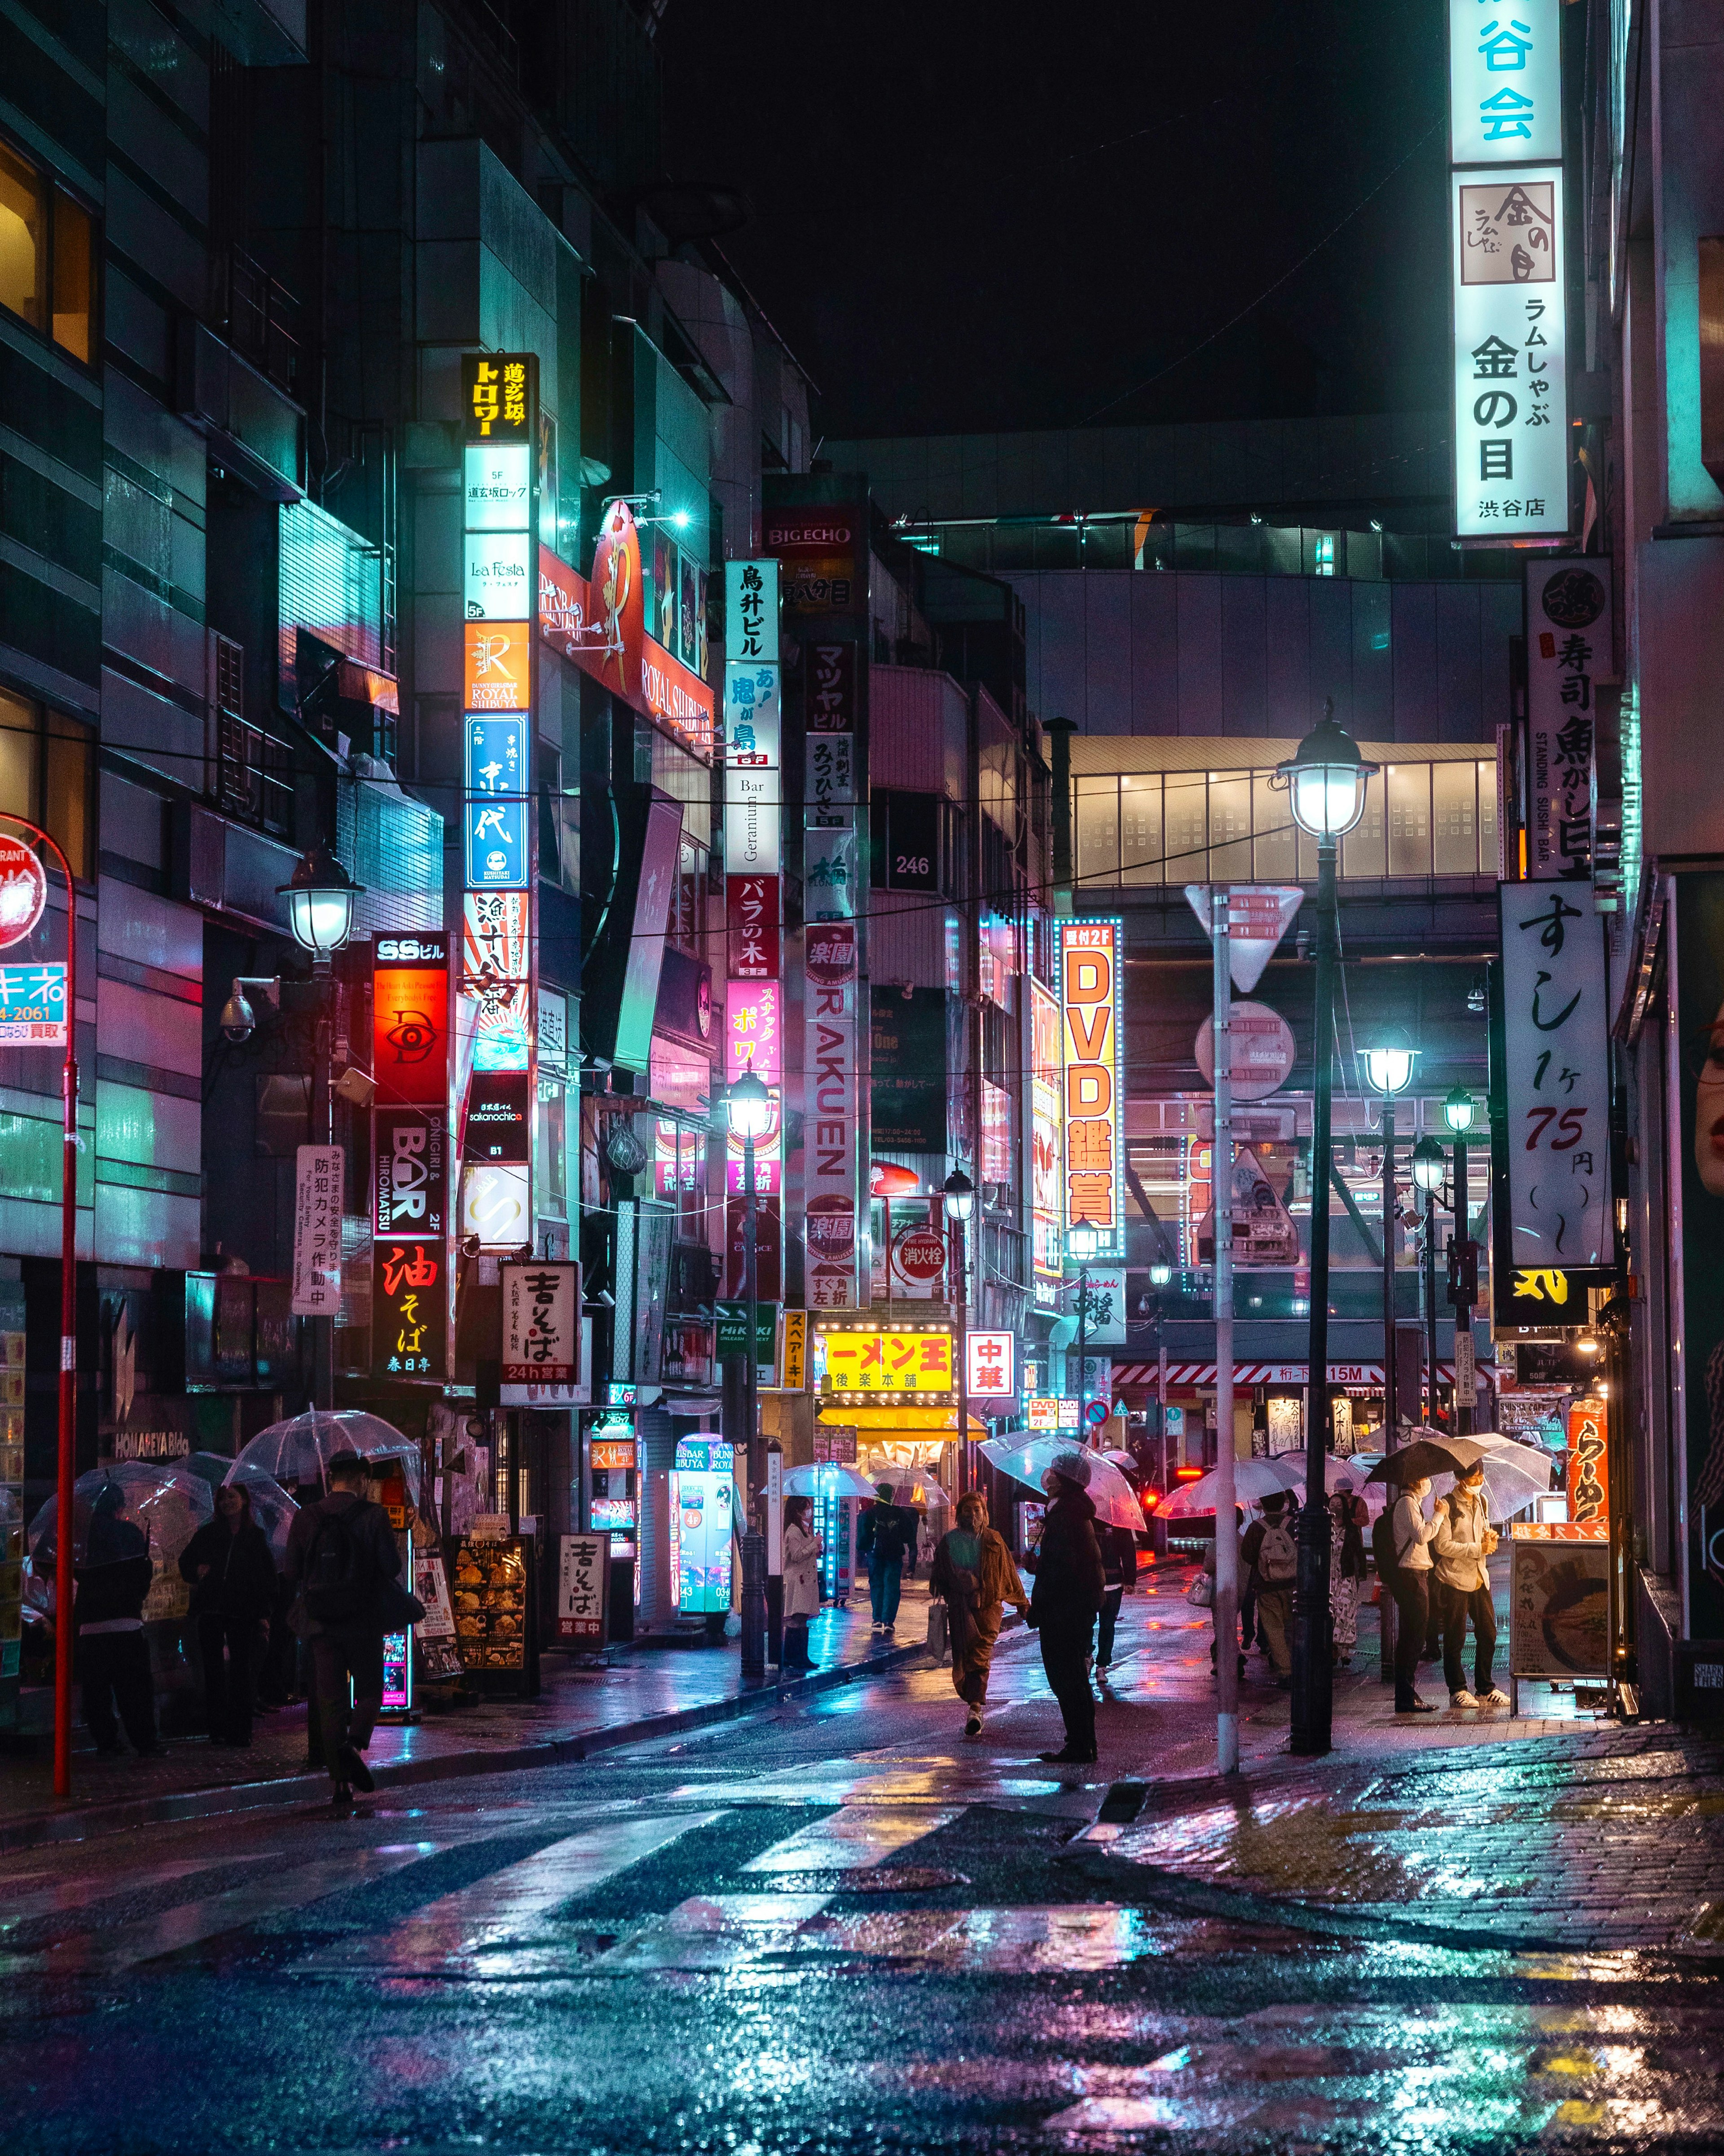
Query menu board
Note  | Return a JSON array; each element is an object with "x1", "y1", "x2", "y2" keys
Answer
[
  {"x1": 1508, "y1": 1521, "x2": 1609, "y2": 1679},
  {"x1": 449, "y1": 1536, "x2": 528, "y2": 1671}
]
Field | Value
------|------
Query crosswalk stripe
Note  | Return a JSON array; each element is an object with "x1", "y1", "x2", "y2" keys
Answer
[
  {"x1": 0, "y1": 1851, "x2": 283, "y2": 1931},
  {"x1": 296, "y1": 1812, "x2": 727, "y2": 1977},
  {"x1": 0, "y1": 1844, "x2": 455, "y2": 1980},
  {"x1": 740, "y1": 1805, "x2": 962, "y2": 1873}
]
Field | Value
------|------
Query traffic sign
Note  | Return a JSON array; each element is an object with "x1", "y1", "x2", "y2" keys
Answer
[
  {"x1": 1083, "y1": 1397, "x2": 1109, "y2": 1428},
  {"x1": 1195, "y1": 1001, "x2": 1296, "y2": 1100},
  {"x1": 0, "y1": 835, "x2": 47, "y2": 950},
  {"x1": 1184, "y1": 883, "x2": 1302, "y2": 992}
]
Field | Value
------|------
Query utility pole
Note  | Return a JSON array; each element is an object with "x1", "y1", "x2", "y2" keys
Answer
[{"x1": 1211, "y1": 890, "x2": 1238, "y2": 1775}]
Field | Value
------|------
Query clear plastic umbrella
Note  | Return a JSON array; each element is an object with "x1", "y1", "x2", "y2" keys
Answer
[
  {"x1": 28, "y1": 1460, "x2": 214, "y2": 1580},
  {"x1": 783, "y1": 1463, "x2": 880, "y2": 1501},
  {"x1": 977, "y1": 1435, "x2": 1144, "y2": 1531},
  {"x1": 181, "y1": 1453, "x2": 300, "y2": 1561},
  {"x1": 1428, "y1": 1433, "x2": 1560, "y2": 1520},
  {"x1": 1157, "y1": 1455, "x2": 1303, "y2": 1518},
  {"x1": 230, "y1": 1408, "x2": 421, "y2": 1503}
]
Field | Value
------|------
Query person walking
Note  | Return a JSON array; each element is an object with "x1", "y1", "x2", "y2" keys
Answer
[
  {"x1": 929, "y1": 1489, "x2": 1029, "y2": 1735},
  {"x1": 1433, "y1": 1460, "x2": 1508, "y2": 1708},
  {"x1": 1328, "y1": 1486, "x2": 1370, "y2": 1667},
  {"x1": 75, "y1": 1488, "x2": 163, "y2": 1756},
  {"x1": 1026, "y1": 1450, "x2": 1105, "y2": 1764},
  {"x1": 284, "y1": 1451, "x2": 402, "y2": 1806},
  {"x1": 1095, "y1": 1517, "x2": 1138, "y2": 1680},
  {"x1": 179, "y1": 1481, "x2": 277, "y2": 1747},
  {"x1": 859, "y1": 1481, "x2": 915, "y2": 1637},
  {"x1": 1387, "y1": 1473, "x2": 1441, "y2": 1714},
  {"x1": 781, "y1": 1494, "x2": 822, "y2": 1673},
  {"x1": 1240, "y1": 1490, "x2": 1297, "y2": 1685}
]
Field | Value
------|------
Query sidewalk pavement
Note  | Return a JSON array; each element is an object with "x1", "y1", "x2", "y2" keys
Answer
[{"x1": 0, "y1": 1576, "x2": 949, "y2": 1854}]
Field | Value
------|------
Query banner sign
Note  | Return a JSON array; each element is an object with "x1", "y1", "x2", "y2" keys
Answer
[
  {"x1": 0, "y1": 960, "x2": 65, "y2": 1045},
  {"x1": 1060, "y1": 919, "x2": 1123, "y2": 1257},
  {"x1": 966, "y1": 1329, "x2": 1016, "y2": 1399},
  {"x1": 539, "y1": 543, "x2": 714, "y2": 758},
  {"x1": 818, "y1": 1325, "x2": 954, "y2": 1402},
  {"x1": 1030, "y1": 977, "x2": 1063, "y2": 1295},
  {"x1": 726, "y1": 872, "x2": 780, "y2": 979},
  {"x1": 805, "y1": 920, "x2": 862, "y2": 1307},
  {"x1": 1497, "y1": 883, "x2": 1612, "y2": 1269},
  {"x1": 556, "y1": 1533, "x2": 608, "y2": 1645},
  {"x1": 501, "y1": 1261, "x2": 581, "y2": 1399},
  {"x1": 1448, "y1": 0, "x2": 1561, "y2": 166},
  {"x1": 372, "y1": 1108, "x2": 447, "y2": 1379},
  {"x1": 464, "y1": 714, "x2": 529, "y2": 889},
  {"x1": 461, "y1": 891, "x2": 531, "y2": 1074},
  {"x1": 290, "y1": 1144, "x2": 344, "y2": 1317},
  {"x1": 725, "y1": 558, "x2": 778, "y2": 664},
  {"x1": 1526, "y1": 560, "x2": 1610, "y2": 881}
]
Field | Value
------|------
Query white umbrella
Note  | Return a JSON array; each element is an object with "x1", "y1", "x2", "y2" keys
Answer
[
  {"x1": 1158, "y1": 1456, "x2": 1302, "y2": 1518},
  {"x1": 783, "y1": 1463, "x2": 879, "y2": 1501},
  {"x1": 977, "y1": 1435, "x2": 1144, "y2": 1531},
  {"x1": 1429, "y1": 1432, "x2": 1559, "y2": 1520},
  {"x1": 231, "y1": 1407, "x2": 421, "y2": 1502}
]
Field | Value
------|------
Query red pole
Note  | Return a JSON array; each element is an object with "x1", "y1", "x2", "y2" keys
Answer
[{"x1": 3, "y1": 818, "x2": 79, "y2": 1799}]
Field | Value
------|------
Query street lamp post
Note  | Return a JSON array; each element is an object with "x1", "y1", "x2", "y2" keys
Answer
[
  {"x1": 726, "y1": 1072, "x2": 772, "y2": 1678},
  {"x1": 277, "y1": 845, "x2": 362, "y2": 1416},
  {"x1": 1444, "y1": 1087, "x2": 1477, "y2": 1434},
  {"x1": 1412, "y1": 1136, "x2": 1447, "y2": 1431},
  {"x1": 1068, "y1": 1222, "x2": 1099, "y2": 1439},
  {"x1": 1148, "y1": 1258, "x2": 1173, "y2": 1495},
  {"x1": 1363, "y1": 1030, "x2": 1416, "y2": 1685},
  {"x1": 1278, "y1": 702, "x2": 1378, "y2": 1759},
  {"x1": 944, "y1": 1170, "x2": 975, "y2": 1494}
]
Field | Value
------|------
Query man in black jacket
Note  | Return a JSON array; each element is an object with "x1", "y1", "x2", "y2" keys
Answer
[
  {"x1": 860, "y1": 1482, "x2": 916, "y2": 1636},
  {"x1": 1027, "y1": 1450, "x2": 1106, "y2": 1763},
  {"x1": 179, "y1": 1482, "x2": 277, "y2": 1747},
  {"x1": 75, "y1": 1491, "x2": 164, "y2": 1756},
  {"x1": 284, "y1": 1451, "x2": 402, "y2": 1805}
]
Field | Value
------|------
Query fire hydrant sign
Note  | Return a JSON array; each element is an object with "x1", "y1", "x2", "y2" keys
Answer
[
  {"x1": 556, "y1": 1533, "x2": 608, "y2": 1644},
  {"x1": 501, "y1": 1261, "x2": 581, "y2": 1402},
  {"x1": 290, "y1": 1144, "x2": 344, "y2": 1316}
]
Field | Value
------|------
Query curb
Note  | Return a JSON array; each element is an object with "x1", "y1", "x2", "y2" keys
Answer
[{"x1": 0, "y1": 1636, "x2": 934, "y2": 1857}]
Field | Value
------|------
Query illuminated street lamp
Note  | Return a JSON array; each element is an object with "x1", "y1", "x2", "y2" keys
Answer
[
  {"x1": 1443, "y1": 1085, "x2": 1476, "y2": 1134},
  {"x1": 944, "y1": 1170, "x2": 976, "y2": 1491},
  {"x1": 1148, "y1": 1258, "x2": 1174, "y2": 1495},
  {"x1": 1411, "y1": 1134, "x2": 1447, "y2": 1433},
  {"x1": 1278, "y1": 700, "x2": 1379, "y2": 1759},
  {"x1": 726, "y1": 1071, "x2": 771, "y2": 1680},
  {"x1": 1068, "y1": 1222, "x2": 1099, "y2": 1439},
  {"x1": 278, "y1": 843, "x2": 361, "y2": 965},
  {"x1": 1411, "y1": 1135, "x2": 1446, "y2": 1194}
]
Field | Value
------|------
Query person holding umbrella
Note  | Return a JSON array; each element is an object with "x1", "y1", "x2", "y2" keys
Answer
[
  {"x1": 1387, "y1": 1473, "x2": 1442, "y2": 1714},
  {"x1": 1026, "y1": 1449, "x2": 1105, "y2": 1764},
  {"x1": 178, "y1": 1482, "x2": 277, "y2": 1747},
  {"x1": 1433, "y1": 1458, "x2": 1507, "y2": 1708}
]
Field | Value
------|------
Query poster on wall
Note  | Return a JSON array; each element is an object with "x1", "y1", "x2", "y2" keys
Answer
[{"x1": 1673, "y1": 874, "x2": 1724, "y2": 1636}]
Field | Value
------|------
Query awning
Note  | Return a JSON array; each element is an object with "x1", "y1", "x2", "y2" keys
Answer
[{"x1": 1109, "y1": 1362, "x2": 1456, "y2": 1388}]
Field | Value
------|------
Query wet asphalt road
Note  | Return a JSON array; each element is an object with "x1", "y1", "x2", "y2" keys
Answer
[{"x1": 4, "y1": 1640, "x2": 1724, "y2": 2154}]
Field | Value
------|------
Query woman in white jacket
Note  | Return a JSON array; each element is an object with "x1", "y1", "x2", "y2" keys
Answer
[{"x1": 781, "y1": 1494, "x2": 822, "y2": 1672}]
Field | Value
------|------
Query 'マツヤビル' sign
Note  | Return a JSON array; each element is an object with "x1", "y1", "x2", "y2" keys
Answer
[{"x1": 1060, "y1": 920, "x2": 1122, "y2": 1257}]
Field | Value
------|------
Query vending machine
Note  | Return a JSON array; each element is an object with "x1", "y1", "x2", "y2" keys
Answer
[
  {"x1": 582, "y1": 1408, "x2": 638, "y2": 1640},
  {"x1": 815, "y1": 1464, "x2": 858, "y2": 1606}
]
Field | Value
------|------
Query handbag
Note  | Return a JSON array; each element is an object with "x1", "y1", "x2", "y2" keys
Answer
[
  {"x1": 926, "y1": 1600, "x2": 950, "y2": 1659},
  {"x1": 374, "y1": 1572, "x2": 428, "y2": 1629},
  {"x1": 1186, "y1": 1570, "x2": 1216, "y2": 1609}
]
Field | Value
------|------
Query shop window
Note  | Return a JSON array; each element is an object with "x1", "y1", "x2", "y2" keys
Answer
[
  {"x1": 1074, "y1": 775, "x2": 1118, "y2": 889},
  {"x1": 1208, "y1": 774, "x2": 1252, "y2": 881},
  {"x1": 1163, "y1": 772, "x2": 1207, "y2": 882},
  {"x1": 1120, "y1": 774, "x2": 1161, "y2": 886},
  {"x1": 0, "y1": 141, "x2": 94, "y2": 364},
  {"x1": 1252, "y1": 771, "x2": 1297, "y2": 882},
  {"x1": 1341, "y1": 770, "x2": 1386, "y2": 878},
  {"x1": 1432, "y1": 761, "x2": 1479, "y2": 876},
  {"x1": 0, "y1": 690, "x2": 93, "y2": 879}
]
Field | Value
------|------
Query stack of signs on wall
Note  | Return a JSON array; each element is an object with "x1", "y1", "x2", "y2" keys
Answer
[
  {"x1": 1525, "y1": 560, "x2": 1610, "y2": 882},
  {"x1": 1447, "y1": 0, "x2": 1569, "y2": 540},
  {"x1": 723, "y1": 559, "x2": 783, "y2": 1301},
  {"x1": 459, "y1": 353, "x2": 536, "y2": 1256},
  {"x1": 371, "y1": 931, "x2": 450, "y2": 1376}
]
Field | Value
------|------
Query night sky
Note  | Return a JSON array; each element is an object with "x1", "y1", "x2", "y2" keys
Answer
[{"x1": 660, "y1": 0, "x2": 1450, "y2": 441}]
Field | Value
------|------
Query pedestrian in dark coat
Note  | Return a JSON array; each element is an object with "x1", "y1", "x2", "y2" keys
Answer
[
  {"x1": 75, "y1": 1489, "x2": 163, "y2": 1756},
  {"x1": 284, "y1": 1451, "x2": 402, "y2": 1804},
  {"x1": 179, "y1": 1482, "x2": 277, "y2": 1746},
  {"x1": 1095, "y1": 1519, "x2": 1139, "y2": 1677},
  {"x1": 1026, "y1": 1449, "x2": 1106, "y2": 1763}
]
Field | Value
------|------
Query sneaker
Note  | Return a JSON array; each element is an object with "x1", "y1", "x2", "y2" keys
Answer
[
  {"x1": 331, "y1": 1780, "x2": 354, "y2": 1810},
  {"x1": 1450, "y1": 1689, "x2": 1481, "y2": 1709},
  {"x1": 965, "y1": 1710, "x2": 983, "y2": 1736},
  {"x1": 1480, "y1": 1688, "x2": 1509, "y2": 1707},
  {"x1": 883, "y1": 1624, "x2": 894, "y2": 1638}
]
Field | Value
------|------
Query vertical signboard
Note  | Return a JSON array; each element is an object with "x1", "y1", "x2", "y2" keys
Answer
[
  {"x1": 1060, "y1": 920, "x2": 1123, "y2": 1259},
  {"x1": 371, "y1": 931, "x2": 451, "y2": 1380},
  {"x1": 1030, "y1": 977, "x2": 1064, "y2": 1303},
  {"x1": 291, "y1": 1144, "x2": 344, "y2": 1317},
  {"x1": 1497, "y1": 884, "x2": 1611, "y2": 1269},
  {"x1": 805, "y1": 917, "x2": 861, "y2": 1307},
  {"x1": 1448, "y1": 2, "x2": 1568, "y2": 541},
  {"x1": 461, "y1": 353, "x2": 537, "y2": 1269},
  {"x1": 1673, "y1": 875, "x2": 1724, "y2": 1636},
  {"x1": 501, "y1": 1260, "x2": 582, "y2": 1405},
  {"x1": 1526, "y1": 560, "x2": 1611, "y2": 882}
]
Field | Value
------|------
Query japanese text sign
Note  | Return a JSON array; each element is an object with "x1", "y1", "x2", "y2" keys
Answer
[
  {"x1": 726, "y1": 873, "x2": 780, "y2": 980},
  {"x1": 290, "y1": 1143, "x2": 344, "y2": 1317},
  {"x1": 1449, "y1": 0, "x2": 1561, "y2": 166},
  {"x1": 724, "y1": 559, "x2": 779, "y2": 665},
  {"x1": 1526, "y1": 560, "x2": 1610, "y2": 882},
  {"x1": 1060, "y1": 920, "x2": 1123, "y2": 1257},
  {"x1": 502, "y1": 1261, "x2": 580, "y2": 1392},
  {"x1": 0, "y1": 960, "x2": 65, "y2": 1045},
  {"x1": 464, "y1": 715, "x2": 529, "y2": 888},
  {"x1": 1451, "y1": 168, "x2": 1569, "y2": 538},
  {"x1": 462, "y1": 351, "x2": 536, "y2": 442},
  {"x1": 462, "y1": 443, "x2": 532, "y2": 531},
  {"x1": 966, "y1": 1329, "x2": 1016, "y2": 1399},
  {"x1": 373, "y1": 942, "x2": 449, "y2": 1107},
  {"x1": 1498, "y1": 882, "x2": 1611, "y2": 1268},
  {"x1": 726, "y1": 979, "x2": 783, "y2": 1089},
  {"x1": 556, "y1": 1533, "x2": 608, "y2": 1644},
  {"x1": 819, "y1": 1327, "x2": 954, "y2": 1400}
]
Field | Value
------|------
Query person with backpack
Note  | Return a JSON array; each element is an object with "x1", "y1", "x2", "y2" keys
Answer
[
  {"x1": 1432, "y1": 1460, "x2": 1508, "y2": 1709},
  {"x1": 1240, "y1": 1490, "x2": 1297, "y2": 1685},
  {"x1": 859, "y1": 1481, "x2": 916, "y2": 1637},
  {"x1": 1026, "y1": 1450, "x2": 1106, "y2": 1763},
  {"x1": 284, "y1": 1450, "x2": 403, "y2": 1804},
  {"x1": 1095, "y1": 1517, "x2": 1138, "y2": 1680},
  {"x1": 1373, "y1": 1472, "x2": 1441, "y2": 1714}
]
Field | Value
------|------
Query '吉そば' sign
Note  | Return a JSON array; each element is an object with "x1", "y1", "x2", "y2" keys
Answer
[{"x1": 501, "y1": 1262, "x2": 580, "y2": 1399}]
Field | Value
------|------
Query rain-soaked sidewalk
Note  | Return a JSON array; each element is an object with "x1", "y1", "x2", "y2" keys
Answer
[{"x1": 0, "y1": 1576, "x2": 947, "y2": 1850}]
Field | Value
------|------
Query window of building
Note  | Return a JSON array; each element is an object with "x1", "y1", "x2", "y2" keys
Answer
[
  {"x1": 0, "y1": 141, "x2": 94, "y2": 364},
  {"x1": 0, "y1": 690, "x2": 94, "y2": 879},
  {"x1": 1311, "y1": 532, "x2": 1337, "y2": 577}
]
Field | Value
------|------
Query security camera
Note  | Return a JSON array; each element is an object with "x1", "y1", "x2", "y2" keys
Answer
[
  {"x1": 220, "y1": 980, "x2": 256, "y2": 1044},
  {"x1": 460, "y1": 1232, "x2": 483, "y2": 1257}
]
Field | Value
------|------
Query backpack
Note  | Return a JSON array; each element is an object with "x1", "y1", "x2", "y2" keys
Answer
[
  {"x1": 301, "y1": 1503, "x2": 372, "y2": 1623},
  {"x1": 1255, "y1": 1519, "x2": 1296, "y2": 1586},
  {"x1": 1370, "y1": 1508, "x2": 1401, "y2": 1587}
]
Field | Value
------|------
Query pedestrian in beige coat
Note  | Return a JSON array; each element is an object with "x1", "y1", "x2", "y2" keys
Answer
[{"x1": 781, "y1": 1494, "x2": 822, "y2": 1673}]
